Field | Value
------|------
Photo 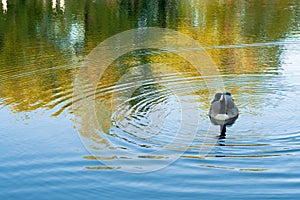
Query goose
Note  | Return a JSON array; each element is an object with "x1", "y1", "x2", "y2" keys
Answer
[{"x1": 209, "y1": 92, "x2": 239, "y2": 137}]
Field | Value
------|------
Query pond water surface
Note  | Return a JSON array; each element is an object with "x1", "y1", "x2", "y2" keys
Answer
[{"x1": 1, "y1": 0, "x2": 300, "y2": 199}]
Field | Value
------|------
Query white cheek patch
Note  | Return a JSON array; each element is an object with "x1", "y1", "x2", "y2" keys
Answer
[
  {"x1": 215, "y1": 114, "x2": 229, "y2": 120},
  {"x1": 219, "y1": 94, "x2": 224, "y2": 101}
]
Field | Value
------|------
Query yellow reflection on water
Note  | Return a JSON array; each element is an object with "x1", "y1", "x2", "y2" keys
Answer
[
  {"x1": 198, "y1": 164, "x2": 268, "y2": 172},
  {"x1": 85, "y1": 166, "x2": 116, "y2": 170},
  {"x1": 0, "y1": 0, "x2": 298, "y2": 116}
]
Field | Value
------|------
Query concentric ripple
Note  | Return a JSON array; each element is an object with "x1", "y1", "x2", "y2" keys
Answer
[
  {"x1": 90, "y1": 69, "x2": 210, "y2": 162},
  {"x1": 75, "y1": 71, "x2": 300, "y2": 172},
  {"x1": 111, "y1": 83, "x2": 176, "y2": 146}
]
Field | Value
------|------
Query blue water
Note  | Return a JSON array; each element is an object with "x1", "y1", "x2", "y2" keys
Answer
[
  {"x1": 1, "y1": 0, "x2": 300, "y2": 199},
  {"x1": 1, "y1": 110, "x2": 300, "y2": 199}
]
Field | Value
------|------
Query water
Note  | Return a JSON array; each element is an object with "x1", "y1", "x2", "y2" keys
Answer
[{"x1": 1, "y1": 0, "x2": 300, "y2": 199}]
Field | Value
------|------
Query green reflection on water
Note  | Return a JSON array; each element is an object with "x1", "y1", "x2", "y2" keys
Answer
[{"x1": 0, "y1": 0, "x2": 299, "y2": 114}]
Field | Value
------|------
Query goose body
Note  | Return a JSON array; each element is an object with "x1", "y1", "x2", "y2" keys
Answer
[{"x1": 209, "y1": 92, "x2": 239, "y2": 136}]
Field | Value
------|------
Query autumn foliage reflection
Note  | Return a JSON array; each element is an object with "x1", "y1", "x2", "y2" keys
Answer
[{"x1": 0, "y1": 0, "x2": 299, "y2": 115}]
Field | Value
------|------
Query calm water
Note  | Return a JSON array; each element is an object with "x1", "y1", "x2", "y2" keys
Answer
[{"x1": 1, "y1": 0, "x2": 300, "y2": 199}]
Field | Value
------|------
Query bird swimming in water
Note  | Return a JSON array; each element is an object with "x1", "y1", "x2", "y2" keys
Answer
[{"x1": 209, "y1": 92, "x2": 239, "y2": 137}]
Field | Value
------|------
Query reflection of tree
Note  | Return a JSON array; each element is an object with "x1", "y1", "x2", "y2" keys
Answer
[
  {"x1": 0, "y1": 0, "x2": 85, "y2": 114},
  {"x1": 0, "y1": 0, "x2": 299, "y2": 115},
  {"x1": 176, "y1": 0, "x2": 299, "y2": 71}
]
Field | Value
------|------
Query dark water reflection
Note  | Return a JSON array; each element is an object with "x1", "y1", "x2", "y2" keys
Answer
[{"x1": 1, "y1": 0, "x2": 300, "y2": 199}]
